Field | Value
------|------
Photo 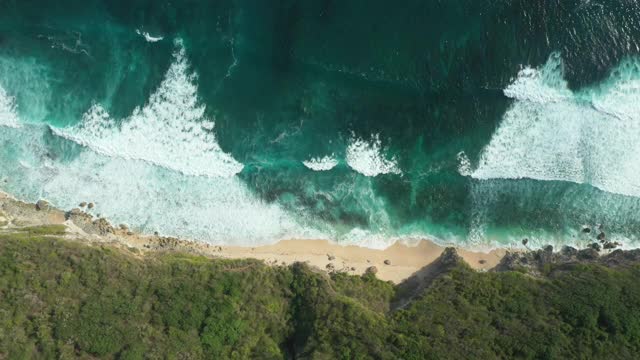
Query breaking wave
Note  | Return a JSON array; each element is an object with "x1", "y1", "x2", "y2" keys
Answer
[
  {"x1": 52, "y1": 40, "x2": 243, "y2": 178},
  {"x1": 303, "y1": 155, "x2": 338, "y2": 171},
  {"x1": 474, "y1": 53, "x2": 640, "y2": 198},
  {"x1": 346, "y1": 134, "x2": 401, "y2": 177}
]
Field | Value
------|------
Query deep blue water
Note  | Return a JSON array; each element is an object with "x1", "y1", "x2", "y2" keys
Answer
[{"x1": 2, "y1": 0, "x2": 640, "y2": 249}]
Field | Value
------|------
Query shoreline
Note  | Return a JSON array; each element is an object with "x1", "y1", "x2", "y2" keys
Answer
[{"x1": 0, "y1": 191, "x2": 506, "y2": 283}]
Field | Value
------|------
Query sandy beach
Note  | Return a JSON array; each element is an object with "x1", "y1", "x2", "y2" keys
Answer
[{"x1": 0, "y1": 191, "x2": 506, "y2": 283}]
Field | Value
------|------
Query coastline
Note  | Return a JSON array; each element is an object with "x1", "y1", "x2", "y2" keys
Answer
[{"x1": 0, "y1": 191, "x2": 506, "y2": 283}]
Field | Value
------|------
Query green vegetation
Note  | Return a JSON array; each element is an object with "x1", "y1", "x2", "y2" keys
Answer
[
  {"x1": 1, "y1": 229, "x2": 640, "y2": 359},
  {"x1": 14, "y1": 224, "x2": 68, "y2": 236}
]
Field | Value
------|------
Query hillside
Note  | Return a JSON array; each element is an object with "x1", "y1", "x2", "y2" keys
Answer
[{"x1": 1, "y1": 226, "x2": 640, "y2": 359}]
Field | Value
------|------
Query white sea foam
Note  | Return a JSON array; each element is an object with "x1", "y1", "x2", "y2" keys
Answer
[
  {"x1": 0, "y1": 125, "x2": 324, "y2": 245},
  {"x1": 53, "y1": 39, "x2": 243, "y2": 178},
  {"x1": 473, "y1": 53, "x2": 640, "y2": 198},
  {"x1": 136, "y1": 29, "x2": 164, "y2": 43},
  {"x1": 0, "y1": 85, "x2": 21, "y2": 128},
  {"x1": 456, "y1": 151, "x2": 472, "y2": 176},
  {"x1": 303, "y1": 155, "x2": 338, "y2": 171},
  {"x1": 346, "y1": 134, "x2": 401, "y2": 176}
]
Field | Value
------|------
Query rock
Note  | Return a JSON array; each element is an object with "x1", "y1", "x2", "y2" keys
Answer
[
  {"x1": 87, "y1": 202, "x2": 95, "y2": 209},
  {"x1": 602, "y1": 249, "x2": 640, "y2": 267},
  {"x1": 92, "y1": 218, "x2": 114, "y2": 235},
  {"x1": 597, "y1": 232, "x2": 606, "y2": 241},
  {"x1": 365, "y1": 266, "x2": 378, "y2": 275},
  {"x1": 581, "y1": 226, "x2": 591, "y2": 233},
  {"x1": 561, "y1": 246, "x2": 578, "y2": 257},
  {"x1": 326, "y1": 263, "x2": 335, "y2": 271},
  {"x1": 590, "y1": 242, "x2": 602, "y2": 252},
  {"x1": 478, "y1": 259, "x2": 487, "y2": 265},
  {"x1": 522, "y1": 238, "x2": 529, "y2": 246},
  {"x1": 578, "y1": 248, "x2": 599, "y2": 260},
  {"x1": 119, "y1": 224, "x2": 128, "y2": 230},
  {"x1": 384, "y1": 259, "x2": 391, "y2": 265},
  {"x1": 327, "y1": 254, "x2": 336, "y2": 261},
  {"x1": 157, "y1": 237, "x2": 180, "y2": 249},
  {"x1": 603, "y1": 241, "x2": 621, "y2": 250},
  {"x1": 543, "y1": 245, "x2": 553, "y2": 253},
  {"x1": 35, "y1": 200, "x2": 50, "y2": 211},
  {"x1": 126, "y1": 231, "x2": 134, "y2": 236},
  {"x1": 79, "y1": 202, "x2": 87, "y2": 208},
  {"x1": 154, "y1": 231, "x2": 159, "y2": 236},
  {"x1": 350, "y1": 267, "x2": 356, "y2": 271}
]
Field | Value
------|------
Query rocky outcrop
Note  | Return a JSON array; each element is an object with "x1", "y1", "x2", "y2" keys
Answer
[
  {"x1": 92, "y1": 218, "x2": 115, "y2": 235},
  {"x1": 65, "y1": 209, "x2": 114, "y2": 236},
  {"x1": 392, "y1": 248, "x2": 465, "y2": 310},
  {"x1": 600, "y1": 249, "x2": 640, "y2": 267},
  {"x1": 439, "y1": 247, "x2": 463, "y2": 267},
  {"x1": 495, "y1": 245, "x2": 640, "y2": 275}
]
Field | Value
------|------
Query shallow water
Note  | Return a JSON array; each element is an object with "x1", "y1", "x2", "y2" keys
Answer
[{"x1": 1, "y1": 0, "x2": 640, "y2": 249}]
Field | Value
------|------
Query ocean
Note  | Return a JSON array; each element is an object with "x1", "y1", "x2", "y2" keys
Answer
[{"x1": 1, "y1": 0, "x2": 640, "y2": 249}]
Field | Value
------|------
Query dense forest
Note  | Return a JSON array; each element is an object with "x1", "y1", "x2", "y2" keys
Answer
[{"x1": 1, "y1": 227, "x2": 640, "y2": 359}]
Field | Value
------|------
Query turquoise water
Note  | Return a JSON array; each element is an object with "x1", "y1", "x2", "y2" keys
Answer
[{"x1": 2, "y1": 0, "x2": 640, "y2": 249}]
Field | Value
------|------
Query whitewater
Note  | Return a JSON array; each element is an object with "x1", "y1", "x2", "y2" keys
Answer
[
  {"x1": 0, "y1": 39, "x2": 411, "y2": 248},
  {"x1": 473, "y1": 53, "x2": 640, "y2": 199}
]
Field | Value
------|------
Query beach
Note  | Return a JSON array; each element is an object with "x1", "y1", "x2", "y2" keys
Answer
[{"x1": 0, "y1": 191, "x2": 506, "y2": 283}]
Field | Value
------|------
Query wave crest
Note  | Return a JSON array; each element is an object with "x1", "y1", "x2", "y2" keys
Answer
[
  {"x1": 474, "y1": 53, "x2": 640, "y2": 198},
  {"x1": 346, "y1": 134, "x2": 401, "y2": 177},
  {"x1": 53, "y1": 39, "x2": 243, "y2": 178},
  {"x1": 303, "y1": 155, "x2": 338, "y2": 171}
]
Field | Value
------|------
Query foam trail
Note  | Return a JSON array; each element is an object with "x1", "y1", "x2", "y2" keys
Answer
[
  {"x1": 346, "y1": 134, "x2": 401, "y2": 176},
  {"x1": 136, "y1": 29, "x2": 164, "y2": 43},
  {"x1": 303, "y1": 155, "x2": 338, "y2": 171},
  {"x1": 474, "y1": 53, "x2": 640, "y2": 198},
  {"x1": 0, "y1": 85, "x2": 20, "y2": 128},
  {"x1": 53, "y1": 39, "x2": 243, "y2": 178}
]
